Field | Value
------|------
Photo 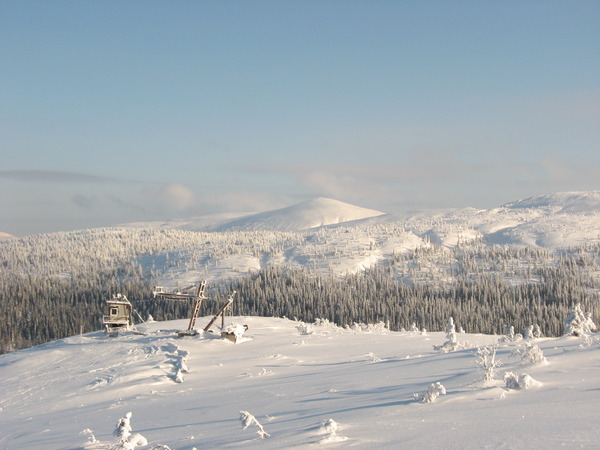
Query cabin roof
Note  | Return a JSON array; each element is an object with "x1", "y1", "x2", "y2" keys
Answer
[{"x1": 106, "y1": 300, "x2": 131, "y2": 306}]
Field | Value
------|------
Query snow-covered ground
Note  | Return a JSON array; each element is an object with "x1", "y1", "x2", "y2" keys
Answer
[{"x1": 0, "y1": 316, "x2": 598, "y2": 449}]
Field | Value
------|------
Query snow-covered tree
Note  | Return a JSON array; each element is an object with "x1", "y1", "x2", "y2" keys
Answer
[
  {"x1": 476, "y1": 344, "x2": 501, "y2": 382},
  {"x1": 564, "y1": 304, "x2": 597, "y2": 336},
  {"x1": 112, "y1": 412, "x2": 148, "y2": 449},
  {"x1": 514, "y1": 343, "x2": 546, "y2": 365},
  {"x1": 434, "y1": 317, "x2": 460, "y2": 352}
]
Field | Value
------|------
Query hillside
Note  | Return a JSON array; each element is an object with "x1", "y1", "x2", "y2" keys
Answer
[
  {"x1": 213, "y1": 197, "x2": 386, "y2": 232},
  {"x1": 1, "y1": 190, "x2": 599, "y2": 353},
  {"x1": 0, "y1": 316, "x2": 598, "y2": 449}
]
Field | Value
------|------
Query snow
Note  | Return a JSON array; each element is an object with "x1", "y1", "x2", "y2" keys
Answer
[
  {"x1": 0, "y1": 316, "x2": 598, "y2": 449},
  {"x1": 215, "y1": 197, "x2": 386, "y2": 232}
]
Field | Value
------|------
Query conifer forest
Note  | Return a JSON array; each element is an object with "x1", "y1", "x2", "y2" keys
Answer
[{"x1": 1, "y1": 227, "x2": 599, "y2": 354}]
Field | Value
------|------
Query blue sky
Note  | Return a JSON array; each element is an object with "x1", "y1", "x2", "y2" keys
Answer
[{"x1": 1, "y1": 1, "x2": 599, "y2": 236}]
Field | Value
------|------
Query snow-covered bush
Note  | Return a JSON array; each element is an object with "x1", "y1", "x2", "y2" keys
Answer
[
  {"x1": 500, "y1": 325, "x2": 522, "y2": 343},
  {"x1": 421, "y1": 382, "x2": 447, "y2": 403},
  {"x1": 504, "y1": 372, "x2": 537, "y2": 390},
  {"x1": 514, "y1": 343, "x2": 547, "y2": 365},
  {"x1": 240, "y1": 410, "x2": 270, "y2": 439},
  {"x1": 475, "y1": 344, "x2": 501, "y2": 382},
  {"x1": 320, "y1": 418, "x2": 338, "y2": 435},
  {"x1": 564, "y1": 304, "x2": 597, "y2": 336},
  {"x1": 318, "y1": 418, "x2": 347, "y2": 443},
  {"x1": 296, "y1": 322, "x2": 314, "y2": 335},
  {"x1": 223, "y1": 323, "x2": 248, "y2": 341},
  {"x1": 80, "y1": 428, "x2": 97, "y2": 444},
  {"x1": 366, "y1": 352, "x2": 381, "y2": 362},
  {"x1": 522, "y1": 324, "x2": 543, "y2": 340},
  {"x1": 348, "y1": 321, "x2": 389, "y2": 333},
  {"x1": 112, "y1": 412, "x2": 148, "y2": 449}
]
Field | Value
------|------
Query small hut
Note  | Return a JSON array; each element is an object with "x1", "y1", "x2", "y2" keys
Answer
[{"x1": 103, "y1": 294, "x2": 132, "y2": 336}]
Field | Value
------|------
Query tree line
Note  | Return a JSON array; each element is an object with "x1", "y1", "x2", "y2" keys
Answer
[{"x1": 1, "y1": 227, "x2": 599, "y2": 353}]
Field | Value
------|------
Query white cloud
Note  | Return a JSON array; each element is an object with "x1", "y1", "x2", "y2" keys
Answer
[{"x1": 153, "y1": 183, "x2": 198, "y2": 212}]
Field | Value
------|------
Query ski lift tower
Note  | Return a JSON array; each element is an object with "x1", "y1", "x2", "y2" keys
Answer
[{"x1": 153, "y1": 281, "x2": 207, "y2": 336}]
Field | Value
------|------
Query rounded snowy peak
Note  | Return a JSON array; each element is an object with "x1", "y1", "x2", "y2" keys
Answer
[
  {"x1": 217, "y1": 197, "x2": 386, "y2": 232},
  {"x1": 501, "y1": 191, "x2": 600, "y2": 214}
]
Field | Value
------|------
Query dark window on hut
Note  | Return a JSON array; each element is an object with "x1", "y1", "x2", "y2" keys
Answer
[{"x1": 111, "y1": 307, "x2": 119, "y2": 316}]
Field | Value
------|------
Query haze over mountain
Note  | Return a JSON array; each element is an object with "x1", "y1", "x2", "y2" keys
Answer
[{"x1": 116, "y1": 190, "x2": 600, "y2": 249}]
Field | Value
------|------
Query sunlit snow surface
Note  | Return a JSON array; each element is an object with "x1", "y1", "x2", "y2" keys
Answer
[{"x1": 0, "y1": 317, "x2": 598, "y2": 449}]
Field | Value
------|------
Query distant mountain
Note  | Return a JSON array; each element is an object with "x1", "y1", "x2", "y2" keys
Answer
[
  {"x1": 116, "y1": 191, "x2": 600, "y2": 250},
  {"x1": 502, "y1": 191, "x2": 600, "y2": 214},
  {"x1": 0, "y1": 232, "x2": 16, "y2": 241},
  {"x1": 407, "y1": 191, "x2": 600, "y2": 249},
  {"x1": 215, "y1": 197, "x2": 386, "y2": 232}
]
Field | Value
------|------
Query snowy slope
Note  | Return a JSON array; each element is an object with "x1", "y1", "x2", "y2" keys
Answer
[
  {"x1": 400, "y1": 191, "x2": 600, "y2": 249},
  {"x1": 502, "y1": 191, "x2": 600, "y2": 213},
  {"x1": 0, "y1": 317, "x2": 598, "y2": 449},
  {"x1": 117, "y1": 191, "x2": 600, "y2": 249},
  {"x1": 215, "y1": 197, "x2": 386, "y2": 232}
]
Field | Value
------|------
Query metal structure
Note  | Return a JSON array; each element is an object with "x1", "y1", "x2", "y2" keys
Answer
[
  {"x1": 204, "y1": 291, "x2": 236, "y2": 332},
  {"x1": 153, "y1": 281, "x2": 207, "y2": 336},
  {"x1": 152, "y1": 281, "x2": 237, "y2": 338}
]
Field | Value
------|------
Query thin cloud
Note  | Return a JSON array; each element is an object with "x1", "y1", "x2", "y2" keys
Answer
[
  {"x1": 0, "y1": 170, "x2": 135, "y2": 184},
  {"x1": 71, "y1": 194, "x2": 96, "y2": 209}
]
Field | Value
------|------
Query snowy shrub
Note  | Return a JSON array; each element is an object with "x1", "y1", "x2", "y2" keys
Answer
[
  {"x1": 499, "y1": 325, "x2": 523, "y2": 343},
  {"x1": 318, "y1": 418, "x2": 347, "y2": 443},
  {"x1": 348, "y1": 321, "x2": 389, "y2": 333},
  {"x1": 80, "y1": 428, "x2": 97, "y2": 444},
  {"x1": 421, "y1": 382, "x2": 447, "y2": 404},
  {"x1": 224, "y1": 323, "x2": 248, "y2": 340},
  {"x1": 320, "y1": 418, "x2": 338, "y2": 435},
  {"x1": 409, "y1": 323, "x2": 419, "y2": 333},
  {"x1": 564, "y1": 304, "x2": 597, "y2": 336},
  {"x1": 313, "y1": 318, "x2": 343, "y2": 331},
  {"x1": 504, "y1": 372, "x2": 537, "y2": 390},
  {"x1": 522, "y1": 324, "x2": 543, "y2": 340},
  {"x1": 433, "y1": 317, "x2": 478, "y2": 351},
  {"x1": 240, "y1": 410, "x2": 270, "y2": 439},
  {"x1": 514, "y1": 343, "x2": 547, "y2": 365},
  {"x1": 366, "y1": 352, "x2": 381, "y2": 362},
  {"x1": 475, "y1": 344, "x2": 501, "y2": 382},
  {"x1": 112, "y1": 412, "x2": 148, "y2": 449},
  {"x1": 296, "y1": 322, "x2": 314, "y2": 335}
]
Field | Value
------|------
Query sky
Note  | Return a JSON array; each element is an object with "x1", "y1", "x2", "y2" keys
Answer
[{"x1": 1, "y1": 0, "x2": 599, "y2": 236}]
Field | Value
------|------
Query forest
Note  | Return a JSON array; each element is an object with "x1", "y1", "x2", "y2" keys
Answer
[{"x1": 1, "y1": 227, "x2": 599, "y2": 353}]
